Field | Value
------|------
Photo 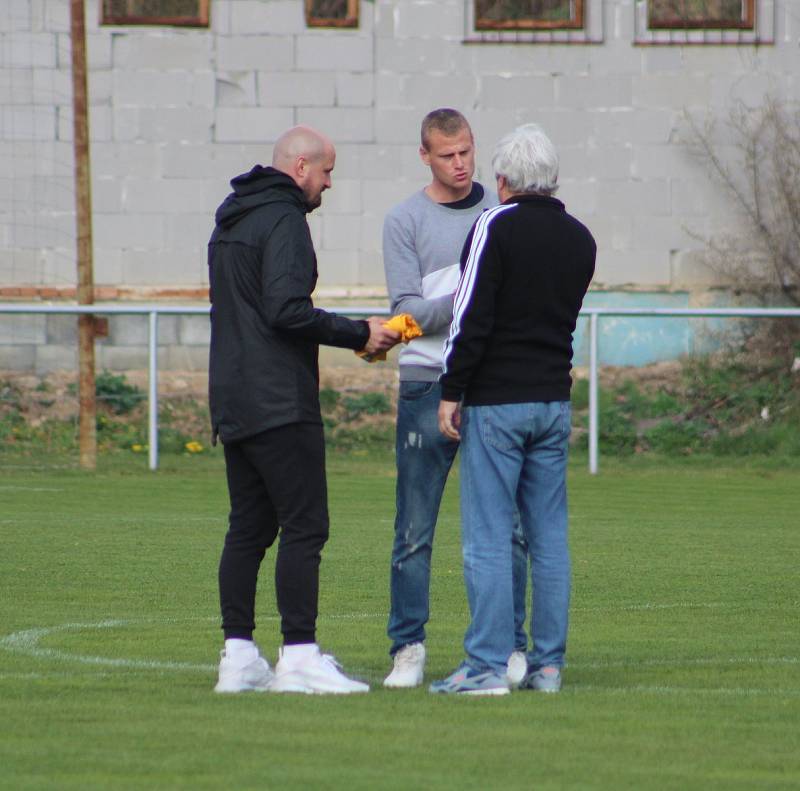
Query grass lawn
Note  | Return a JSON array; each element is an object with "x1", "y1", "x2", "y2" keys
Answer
[{"x1": 0, "y1": 449, "x2": 798, "y2": 790}]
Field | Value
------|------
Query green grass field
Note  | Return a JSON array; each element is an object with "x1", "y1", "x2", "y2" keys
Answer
[{"x1": 1, "y1": 450, "x2": 798, "y2": 790}]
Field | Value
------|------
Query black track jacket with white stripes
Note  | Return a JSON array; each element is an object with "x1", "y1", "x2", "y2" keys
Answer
[{"x1": 440, "y1": 194, "x2": 595, "y2": 405}]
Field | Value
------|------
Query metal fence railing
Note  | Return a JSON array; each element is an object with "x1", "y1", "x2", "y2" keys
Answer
[
  {"x1": 581, "y1": 307, "x2": 800, "y2": 473},
  {"x1": 2, "y1": 303, "x2": 799, "y2": 472}
]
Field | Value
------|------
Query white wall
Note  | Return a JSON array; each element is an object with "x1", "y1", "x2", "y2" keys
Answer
[{"x1": 1, "y1": 0, "x2": 799, "y2": 299}]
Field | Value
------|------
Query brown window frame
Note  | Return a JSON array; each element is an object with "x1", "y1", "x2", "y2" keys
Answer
[
  {"x1": 475, "y1": 0, "x2": 584, "y2": 31},
  {"x1": 305, "y1": 0, "x2": 359, "y2": 28},
  {"x1": 647, "y1": 0, "x2": 755, "y2": 30},
  {"x1": 100, "y1": 0, "x2": 209, "y2": 27}
]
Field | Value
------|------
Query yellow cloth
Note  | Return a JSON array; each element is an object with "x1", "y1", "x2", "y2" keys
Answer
[
  {"x1": 385, "y1": 313, "x2": 423, "y2": 341},
  {"x1": 356, "y1": 313, "x2": 423, "y2": 362}
]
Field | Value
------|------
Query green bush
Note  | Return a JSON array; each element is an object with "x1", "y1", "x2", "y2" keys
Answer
[
  {"x1": 571, "y1": 378, "x2": 589, "y2": 411},
  {"x1": 643, "y1": 419, "x2": 709, "y2": 456},
  {"x1": 709, "y1": 423, "x2": 800, "y2": 457},
  {"x1": 341, "y1": 392, "x2": 391, "y2": 421},
  {"x1": 326, "y1": 423, "x2": 395, "y2": 452},
  {"x1": 95, "y1": 371, "x2": 145, "y2": 415},
  {"x1": 0, "y1": 411, "x2": 28, "y2": 444},
  {"x1": 319, "y1": 387, "x2": 341, "y2": 413},
  {"x1": 598, "y1": 405, "x2": 638, "y2": 455},
  {"x1": 0, "y1": 414, "x2": 77, "y2": 455},
  {"x1": 682, "y1": 356, "x2": 794, "y2": 426},
  {"x1": 96, "y1": 414, "x2": 145, "y2": 450},
  {"x1": 158, "y1": 426, "x2": 194, "y2": 454},
  {"x1": 571, "y1": 350, "x2": 798, "y2": 460}
]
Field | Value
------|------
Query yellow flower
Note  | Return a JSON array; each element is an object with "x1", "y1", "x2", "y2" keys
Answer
[
  {"x1": 185, "y1": 441, "x2": 204, "y2": 454},
  {"x1": 131, "y1": 444, "x2": 144, "y2": 453}
]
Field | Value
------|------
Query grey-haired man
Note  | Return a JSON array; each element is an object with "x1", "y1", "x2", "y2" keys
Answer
[{"x1": 432, "y1": 124, "x2": 595, "y2": 695}]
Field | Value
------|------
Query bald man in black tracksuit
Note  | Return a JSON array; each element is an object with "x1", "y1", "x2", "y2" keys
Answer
[{"x1": 209, "y1": 126, "x2": 397, "y2": 695}]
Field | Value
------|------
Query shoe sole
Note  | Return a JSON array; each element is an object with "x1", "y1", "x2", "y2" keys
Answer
[
  {"x1": 270, "y1": 686, "x2": 369, "y2": 695},
  {"x1": 271, "y1": 676, "x2": 369, "y2": 695},
  {"x1": 430, "y1": 686, "x2": 510, "y2": 696},
  {"x1": 460, "y1": 687, "x2": 510, "y2": 696},
  {"x1": 383, "y1": 677, "x2": 423, "y2": 689},
  {"x1": 271, "y1": 685, "x2": 368, "y2": 695},
  {"x1": 214, "y1": 682, "x2": 272, "y2": 693}
]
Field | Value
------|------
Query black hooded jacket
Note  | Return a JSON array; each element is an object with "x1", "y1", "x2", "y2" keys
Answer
[{"x1": 208, "y1": 166, "x2": 369, "y2": 444}]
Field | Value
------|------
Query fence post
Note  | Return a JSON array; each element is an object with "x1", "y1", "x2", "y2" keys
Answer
[
  {"x1": 589, "y1": 312, "x2": 599, "y2": 475},
  {"x1": 148, "y1": 311, "x2": 159, "y2": 471}
]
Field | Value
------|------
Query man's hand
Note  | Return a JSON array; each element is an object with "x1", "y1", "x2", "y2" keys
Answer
[
  {"x1": 362, "y1": 316, "x2": 401, "y2": 356},
  {"x1": 438, "y1": 399, "x2": 461, "y2": 441}
]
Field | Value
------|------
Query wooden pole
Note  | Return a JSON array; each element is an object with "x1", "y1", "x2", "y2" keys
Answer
[{"x1": 69, "y1": 0, "x2": 96, "y2": 470}]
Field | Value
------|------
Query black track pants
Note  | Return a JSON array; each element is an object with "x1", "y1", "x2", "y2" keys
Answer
[{"x1": 218, "y1": 422, "x2": 329, "y2": 645}]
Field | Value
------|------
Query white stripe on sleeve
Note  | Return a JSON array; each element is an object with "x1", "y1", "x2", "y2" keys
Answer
[{"x1": 442, "y1": 203, "x2": 516, "y2": 375}]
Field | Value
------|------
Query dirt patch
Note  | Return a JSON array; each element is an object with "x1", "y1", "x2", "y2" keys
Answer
[
  {"x1": 1, "y1": 360, "x2": 695, "y2": 446},
  {"x1": 573, "y1": 360, "x2": 685, "y2": 395},
  {"x1": 1, "y1": 361, "x2": 689, "y2": 424},
  {"x1": 0, "y1": 365, "x2": 402, "y2": 435}
]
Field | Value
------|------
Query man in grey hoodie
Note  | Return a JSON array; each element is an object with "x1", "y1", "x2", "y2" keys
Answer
[{"x1": 382, "y1": 109, "x2": 529, "y2": 688}]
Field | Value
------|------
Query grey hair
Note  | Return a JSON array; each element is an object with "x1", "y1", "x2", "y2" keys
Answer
[{"x1": 491, "y1": 123, "x2": 559, "y2": 196}]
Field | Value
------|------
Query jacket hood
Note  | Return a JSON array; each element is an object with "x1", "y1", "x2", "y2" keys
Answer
[{"x1": 215, "y1": 165, "x2": 307, "y2": 229}]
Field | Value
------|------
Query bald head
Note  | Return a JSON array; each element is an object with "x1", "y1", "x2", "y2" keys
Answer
[
  {"x1": 272, "y1": 126, "x2": 332, "y2": 171},
  {"x1": 272, "y1": 126, "x2": 335, "y2": 211}
]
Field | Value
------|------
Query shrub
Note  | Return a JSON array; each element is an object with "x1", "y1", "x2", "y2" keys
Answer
[
  {"x1": 685, "y1": 96, "x2": 800, "y2": 310},
  {"x1": 95, "y1": 371, "x2": 145, "y2": 415},
  {"x1": 643, "y1": 419, "x2": 709, "y2": 456},
  {"x1": 572, "y1": 350, "x2": 798, "y2": 459},
  {"x1": 571, "y1": 378, "x2": 589, "y2": 411},
  {"x1": 319, "y1": 387, "x2": 341, "y2": 413},
  {"x1": 684, "y1": 97, "x2": 800, "y2": 359},
  {"x1": 341, "y1": 392, "x2": 392, "y2": 421}
]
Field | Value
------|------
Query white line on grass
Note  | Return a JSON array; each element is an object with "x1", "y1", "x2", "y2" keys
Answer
[
  {"x1": 2, "y1": 616, "x2": 796, "y2": 696},
  {"x1": 572, "y1": 684, "x2": 800, "y2": 698},
  {"x1": 0, "y1": 485, "x2": 65, "y2": 492},
  {"x1": 0, "y1": 621, "x2": 217, "y2": 673},
  {"x1": 0, "y1": 614, "x2": 387, "y2": 674},
  {"x1": 576, "y1": 656, "x2": 799, "y2": 669},
  {"x1": 0, "y1": 465, "x2": 74, "y2": 472},
  {"x1": 574, "y1": 601, "x2": 730, "y2": 612},
  {"x1": 0, "y1": 671, "x2": 116, "y2": 680}
]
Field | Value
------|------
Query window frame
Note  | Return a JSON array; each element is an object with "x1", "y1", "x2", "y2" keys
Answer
[
  {"x1": 464, "y1": 0, "x2": 602, "y2": 43},
  {"x1": 305, "y1": 0, "x2": 360, "y2": 29},
  {"x1": 634, "y1": 0, "x2": 772, "y2": 45},
  {"x1": 100, "y1": 0, "x2": 209, "y2": 27},
  {"x1": 647, "y1": 0, "x2": 755, "y2": 30},
  {"x1": 475, "y1": 0, "x2": 584, "y2": 31}
]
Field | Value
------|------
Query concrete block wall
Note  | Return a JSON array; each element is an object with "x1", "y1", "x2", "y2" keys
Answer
[
  {"x1": 0, "y1": 311, "x2": 211, "y2": 373},
  {"x1": 1, "y1": 0, "x2": 799, "y2": 371}
]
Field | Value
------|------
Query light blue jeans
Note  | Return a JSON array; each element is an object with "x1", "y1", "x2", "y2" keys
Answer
[
  {"x1": 460, "y1": 401, "x2": 572, "y2": 675},
  {"x1": 388, "y1": 381, "x2": 529, "y2": 655}
]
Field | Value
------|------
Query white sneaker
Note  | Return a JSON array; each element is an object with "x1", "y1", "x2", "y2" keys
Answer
[
  {"x1": 506, "y1": 650, "x2": 528, "y2": 689},
  {"x1": 271, "y1": 645, "x2": 369, "y2": 695},
  {"x1": 214, "y1": 649, "x2": 274, "y2": 693},
  {"x1": 383, "y1": 642, "x2": 426, "y2": 688}
]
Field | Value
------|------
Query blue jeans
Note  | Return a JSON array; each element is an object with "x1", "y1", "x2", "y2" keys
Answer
[
  {"x1": 460, "y1": 401, "x2": 572, "y2": 675},
  {"x1": 388, "y1": 381, "x2": 529, "y2": 655}
]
